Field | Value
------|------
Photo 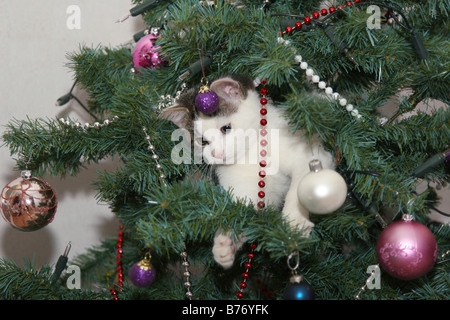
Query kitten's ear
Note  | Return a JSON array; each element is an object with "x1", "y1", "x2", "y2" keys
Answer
[
  {"x1": 210, "y1": 77, "x2": 244, "y2": 105},
  {"x1": 159, "y1": 106, "x2": 191, "y2": 129}
]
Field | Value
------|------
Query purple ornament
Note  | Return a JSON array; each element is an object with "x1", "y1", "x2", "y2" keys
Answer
[
  {"x1": 195, "y1": 83, "x2": 219, "y2": 114},
  {"x1": 376, "y1": 215, "x2": 437, "y2": 280},
  {"x1": 129, "y1": 254, "x2": 156, "y2": 287},
  {"x1": 132, "y1": 34, "x2": 167, "y2": 72},
  {"x1": 444, "y1": 149, "x2": 450, "y2": 164}
]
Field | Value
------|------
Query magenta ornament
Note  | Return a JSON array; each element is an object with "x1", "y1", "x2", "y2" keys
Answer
[
  {"x1": 132, "y1": 34, "x2": 167, "y2": 72},
  {"x1": 129, "y1": 253, "x2": 156, "y2": 287},
  {"x1": 376, "y1": 215, "x2": 437, "y2": 280}
]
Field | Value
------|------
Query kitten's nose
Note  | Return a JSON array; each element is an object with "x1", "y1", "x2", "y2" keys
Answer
[{"x1": 213, "y1": 150, "x2": 223, "y2": 159}]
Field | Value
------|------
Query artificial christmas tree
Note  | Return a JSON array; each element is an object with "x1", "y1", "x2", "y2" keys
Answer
[{"x1": 0, "y1": 0, "x2": 448, "y2": 304}]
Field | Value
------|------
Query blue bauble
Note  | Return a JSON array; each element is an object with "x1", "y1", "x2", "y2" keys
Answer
[{"x1": 283, "y1": 282, "x2": 315, "y2": 300}]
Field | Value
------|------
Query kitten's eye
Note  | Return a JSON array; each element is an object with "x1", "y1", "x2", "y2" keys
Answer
[
  {"x1": 220, "y1": 124, "x2": 232, "y2": 134},
  {"x1": 200, "y1": 138, "x2": 209, "y2": 146}
]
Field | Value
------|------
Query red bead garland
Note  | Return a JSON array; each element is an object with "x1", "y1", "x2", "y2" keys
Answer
[
  {"x1": 236, "y1": 79, "x2": 268, "y2": 299},
  {"x1": 281, "y1": 1, "x2": 363, "y2": 36},
  {"x1": 110, "y1": 224, "x2": 124, "y2": 300},
  {"x1": 236, "y1": 243, "x2": 257, "y2": 299}
]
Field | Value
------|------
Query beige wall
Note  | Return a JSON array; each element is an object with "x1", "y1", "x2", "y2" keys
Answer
[{"x1": 0, "y1": 0, "x2": 145, "y2": 267}]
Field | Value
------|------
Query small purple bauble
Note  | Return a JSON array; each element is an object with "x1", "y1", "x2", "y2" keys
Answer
[
  {"x1": 376, "y1": 215, "x2": 437, "y2": 281},
  {"x1": 132, "y1": 34, "x2": 167, "y2": 72},
  {"x1": 129, "y1": 257, "x2": 156, "y2": 287},
  {"x1": 444, "y1": 149, "x2": 450, "y2": 164},
  {"x1": 195, "y1": 89, "x2": 219, "y2": 114}
]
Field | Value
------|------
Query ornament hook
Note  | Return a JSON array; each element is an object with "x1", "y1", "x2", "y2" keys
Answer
[
  {"x1": 287, "y1": 251, "x2": 300, "y2": 273},
  {"x1": 404, "y1": 196, "x2": 417, "y2": 221},
  {"x1": 200, "y1": 77, "x2": 209, "y2": 86},
  {"x1": 406, "y1": 197, "x2": 415, "y2": 210},
  {"x1": 287, "y1": 251, "x2": 306, "y2": 286}
]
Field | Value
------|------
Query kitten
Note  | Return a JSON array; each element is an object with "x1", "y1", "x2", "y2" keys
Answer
[{"x1": 160, "y1": 74, "x2": 334, "y2": 269}]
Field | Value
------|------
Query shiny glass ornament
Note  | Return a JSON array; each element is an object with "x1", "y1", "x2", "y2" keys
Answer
[
  {"x1": 132, "y1": 33, "x2": 167, "y2": 72},
  {"x1": 195, "y1": 78, "x2": 219, "y2": 114},
  {"x1": 297, "y1": 159, "x2": 347, "y2": 214},
  {"x1": 0, "y1": 171, "x2": 57, "y2": 232},
  {"x1": 283, "y1": 275, "x2": 315, "y2": 300},
  {"x1": 376, "y1": 214, "x2": 437, "y2": 280},
  {"x1": 129, "y1": 252, "x2": 156, "y2": 287}
]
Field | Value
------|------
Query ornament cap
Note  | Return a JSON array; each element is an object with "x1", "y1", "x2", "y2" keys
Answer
[
  {"x1": 21, "y1": 170, "x2": 32, "y2": 179},
  {"x1": 198, "y1": 77, "x2": 212, "y2": 93},
  {"x1": 308, "y1": 159, "x2": 323, "y2": 172},
  {"x1": 198, "y1": 84, "x2": 211, "y2": 94},
  {"x1": 289, "y1": 274, "x2": 304, "y2": 284},
  {"x1": 138, "y1": 253, "x2": 153, "y2": 271},
  {"x1": 402, "y1": 214, "x2": 414, "y2": 222}
]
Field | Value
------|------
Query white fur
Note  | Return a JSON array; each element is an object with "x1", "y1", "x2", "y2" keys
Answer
[{"x1": 194, "y1": 87, "x2": 334, "y2": 268}]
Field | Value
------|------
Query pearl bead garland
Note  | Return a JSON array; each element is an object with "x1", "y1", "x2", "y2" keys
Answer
[
  {"x1": 142, "y1": 126, "x2": 168, "y2": 187},
  {"x1": 58, "y1": 114, "x2": 194, "y2": 299},
  {"x1": 157, "y1": 83, "x2": 187, "y2": 111},
  {"x1": 180, "y1": 251, "x2": 194, "y2": 299},
  {"x1": 58, "y1": 115, "x2": 119, "y2": 130},
  {"x1": 290, "y1": 50, "x2": 363, "y2": 120},
  {"x1": 277, "y1": 1, "x2": 365, "y2": 121},
  {"x1": 142, "y1": 126, "x2": 193, "y2": 300}
]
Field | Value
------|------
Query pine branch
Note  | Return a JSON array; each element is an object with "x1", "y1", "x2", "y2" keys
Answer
[{"x1": 0, "y1": 258, "x2": 107, "y2": 300}]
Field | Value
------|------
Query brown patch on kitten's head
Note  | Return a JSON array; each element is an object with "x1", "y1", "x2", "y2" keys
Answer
[
  {"x1": 210, "y1": 73, "x2": 254, "y2": 116},
  {"x1": 159, "y1": 73, "x2": 255, "y2": 130},
  {"x1": 159, "y1": 86, "x2": 196, "y2": 130}
]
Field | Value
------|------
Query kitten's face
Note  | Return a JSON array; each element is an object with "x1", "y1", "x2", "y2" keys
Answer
[
  {"x1": 161, "y1": 74, "x2": 258, "y2": 165},
  {"x1": 194, "y1": 114, "x2": 252, "y2": 165},
  {"x1": 194, "y1": 115, "x2": 232, "y2": 164}
]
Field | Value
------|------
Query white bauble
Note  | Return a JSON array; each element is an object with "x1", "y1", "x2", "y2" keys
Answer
[{"x1": 297, "y1": 159, "x2": 347, "y2": 214}]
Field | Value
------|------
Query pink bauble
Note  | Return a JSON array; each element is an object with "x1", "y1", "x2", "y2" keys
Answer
[
  {"x1": 376, "y1": 216, "x2": 437, "y2": 280},
  {"x1": 132, "y1": 34, "x2": 167, "y2": 72}
]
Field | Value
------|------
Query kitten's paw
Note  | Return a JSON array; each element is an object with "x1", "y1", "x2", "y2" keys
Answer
[
  {"x1": 296, "y1": 219, "x2": 314, "y2": 237},
  {"x1": 212, "y1": 230, "x2": 236, "y2": 269},
  {"x1": 285, "y1": 215, "x2": 315, "y2": 237}
]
